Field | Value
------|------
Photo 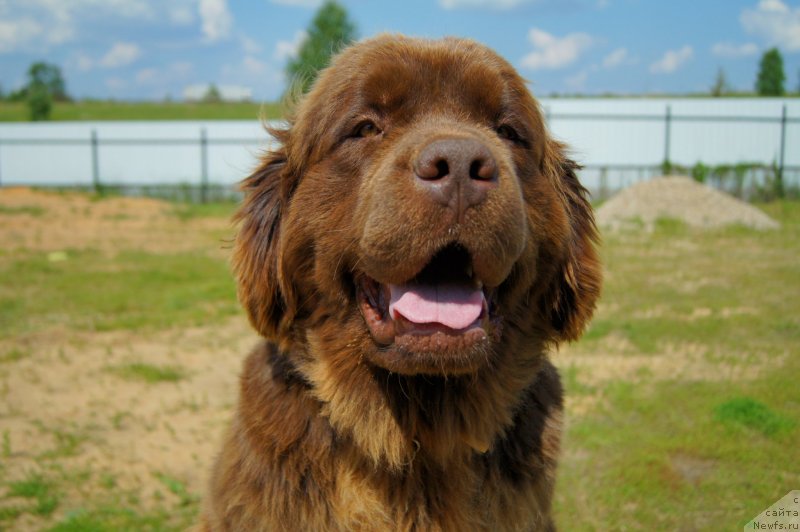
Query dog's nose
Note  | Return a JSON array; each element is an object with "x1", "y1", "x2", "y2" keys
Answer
[{"x1": 414, "y1": 138, "x2": 498, "y2": 220}]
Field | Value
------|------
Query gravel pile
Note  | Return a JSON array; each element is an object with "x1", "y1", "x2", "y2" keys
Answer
[{"x1": 595, "y1": 176, "x2": 780, "y2": 231}]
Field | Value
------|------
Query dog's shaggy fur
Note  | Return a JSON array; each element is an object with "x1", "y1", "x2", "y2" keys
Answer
[{"x1": 200, "y1": 35, "x2": 601, "y2": 531}]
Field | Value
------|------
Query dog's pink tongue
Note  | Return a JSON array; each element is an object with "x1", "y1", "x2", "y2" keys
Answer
[{"x1": 388, "y1": 283, "x2": 484, "y2": 330}]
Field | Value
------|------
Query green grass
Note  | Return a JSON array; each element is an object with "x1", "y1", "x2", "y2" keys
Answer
[
  {"x1": 109, "y1": 363, "x2": 186, "y2": 384},
  {"x1": 715, "y1": 397, "x2": 795, "y2": 437},
  {"x1": 0, "y1": 204, "x2": 46, "y2": 216},
  {"x1": 171, "y1": 200, "x2": 238, "y2": 221},
  {"x1": 0, "y1": 100, "x2": 284, "y2": 122},
  {"x1": 554, "y1": 200, "x2": 800, "y2": 530},
  {"x1": 0, "y1": 249, "x2": 239, "y2": 335},
  {"x1": 49, "y1": 506, "x2": 174, "y2": 532},
  {"x1": 578, "y1": 205, "x2": 800, "y2": 356},
  {"x1": 7, "y1": 472, "x2": 60, "y2": 517},
  {"x1": 154, "y1": 473, "x2": 199, "y2": 507},
  {"x1": 0, "y1": 348, "x2": 30, "y2": 363},
  {"x1": 1, "y1": 192, "x2": 797, "y2": 531}
]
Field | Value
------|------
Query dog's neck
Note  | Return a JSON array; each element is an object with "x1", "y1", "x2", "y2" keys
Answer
[{"x1": 270, "y1": 329, "x2": 551, "y2": 470}]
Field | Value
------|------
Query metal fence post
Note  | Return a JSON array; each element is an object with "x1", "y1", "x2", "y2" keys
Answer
[
  {"x1": 200, "y1": 127, "x2": 209, "y2": 203},
  {"x1": 663, "y1": 104, "x2": 672, "y2": 173},
  {"x1": 777, "y1": 104, "x2": 787, "y2": 198},
  {"x1": 91, "y1": 129, "x2": 100, "y2": 193}
]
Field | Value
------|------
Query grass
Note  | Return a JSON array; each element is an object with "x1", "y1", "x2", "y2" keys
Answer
[
  {"x1": 714, "y1": 397, "x2": 795, "y2": 437},
  {"x1": 0, "y1": 193, "x2": 797, "y2": 531},
  {"x1": 0, "y1": 204, "x2": 46, "y2": 216},
  {"x1": 0, "y1": 249, "x2": 239, "y2": 336},
  {"x1": 171, "y1": 199, "x2": 239, "y2": 221},
  {"x1": 109, "y1": 363, "x2": 186, "y2": 384},
  {"x1": 554, "y1": 200, "x2": 800, "y2": 530},
  {"x1": 6, "y1": 472, "x2": 60, "y2": 517},
  {"x1": 0, "y1": 348, "x2": 30, "y2": 363},
  {"x1": 0, "y1": 100, "x2": 284, "y2": 122}
]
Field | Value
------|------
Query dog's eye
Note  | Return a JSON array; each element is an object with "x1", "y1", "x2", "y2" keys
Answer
[
  {"x1": 353, "y1": 121, "x2": 382, "y2": 138},
  {"x1": 496, "y1": 125, "x2": 521, "y2": 142}
]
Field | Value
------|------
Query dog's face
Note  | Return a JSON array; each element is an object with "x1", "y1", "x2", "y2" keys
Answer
[{"x1": 235, "y1": 36, "x2": 600, "y2": 376}]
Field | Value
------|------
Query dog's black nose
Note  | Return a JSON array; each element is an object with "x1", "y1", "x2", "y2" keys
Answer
[{"x1": 414, "y1": 138, "x2": 498, "y2": 221}]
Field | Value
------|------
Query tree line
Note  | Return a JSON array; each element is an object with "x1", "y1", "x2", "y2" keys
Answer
[{"x1": 1, "y1": 1, "x2": 796, "y2": 122}]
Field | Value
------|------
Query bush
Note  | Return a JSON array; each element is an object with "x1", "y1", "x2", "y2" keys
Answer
[
  {"x1": 691, "y1": 162, "x2": 709, "y2": 183},
  {"x1": 27, "y1": 84, "x2": 52, "y2": 121}
]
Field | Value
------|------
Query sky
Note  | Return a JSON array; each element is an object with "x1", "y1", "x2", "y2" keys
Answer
[{"x1": 1, "y1": 0, "x2": 799, "y2": 101}]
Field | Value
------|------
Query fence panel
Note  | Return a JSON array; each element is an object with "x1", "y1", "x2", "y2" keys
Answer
[{"x1": 0, "y1": 99, "x2": 797, "y2": 199}]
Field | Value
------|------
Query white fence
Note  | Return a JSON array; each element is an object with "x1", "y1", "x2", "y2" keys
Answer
[{"x1": 0, "y1": 98, "x2": 797, "y2": 198}]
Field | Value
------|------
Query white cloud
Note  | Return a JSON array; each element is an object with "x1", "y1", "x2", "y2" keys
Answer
[
  {"x1": 270, "y1": 0, "x2": 323, "y2": 6},
  {"x1": 650, "y1": 45, "x2": 693, "y2": 74},
  {"x1": 241, "y1": 35, "x2": 262, "y2": 55},
  {"x1": 169, "y1": 4, "x2": 195, "y2": 25},
  {"x1": 521, "y1": 28, "x2": 594, "y2": 70},
  {"x1": 275, "y1": 31, "x2": 307, "y2": 61},
  {"x1": 75, "y1": 53, "x2": 94, "y2": 71},
  {"x1": 134, "y1": 61, "x2": 192, "y2": 86},
  {"x1": 105, "y1": 77, "x2": 128, "y2": 91},
  {"x1": 0, "y1": 1, "x2": 194, "y2": 53},
  {"x1": 565, "y1": 70, "x2": 589, "y2": 90},
  {"x1": 199, "y1": 0, "x2": 232, "y2": 41},
  {"x1": 741, "y1": 0, "x2": 800, "y2": 51},
  {"x1": 136, "y1": 68, "x2": 158, "y2": 84},
  {"x1": 0, "y1": 18, "x2": 42, "y2": 53},
  {"x1": 169, "y1": 61, "x2": 193, "y2": 77},
  {"x1": 243, "y1": 56, "x2": 267, "y2": 75},
  {"x1": 712, "y1": 42, "x2": 759, "y2": 58},
  {"x1": 100, "y1": 42, "x2": 142, "y2": 68},
  {"x1": 440, "y1": 0, "x2": 536, "y2": 8},
  {"x1": 183, "y1": 83, "x2": 252, "y2": 101},
  {"x1": 602, "y1": 47, "x2": 629, "y2": 68}
]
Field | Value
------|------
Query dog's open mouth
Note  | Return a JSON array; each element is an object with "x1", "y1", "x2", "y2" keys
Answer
[{"x1": 357, "y1": 244, "x2": 499, "y2": 373}]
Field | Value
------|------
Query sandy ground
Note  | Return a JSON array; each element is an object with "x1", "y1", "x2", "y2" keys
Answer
[
  {"x1": 0, "y1": 186, "x2": 778, "y2": 529},
  {"x1": 0, "y1": 188, "x2": 260, "y2": 529},
  {"x1": 595, "y1": 175, "x2": 780, "y2": 231}
]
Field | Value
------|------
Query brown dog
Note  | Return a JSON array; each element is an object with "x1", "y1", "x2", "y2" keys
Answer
[{"x1": 200, "y1": 35, "x2": 601, "y2": 531}]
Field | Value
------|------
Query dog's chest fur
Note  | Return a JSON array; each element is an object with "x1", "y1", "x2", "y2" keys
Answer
[{"x1": 203, "y1": 342, "x2": 562, "y2": 531}]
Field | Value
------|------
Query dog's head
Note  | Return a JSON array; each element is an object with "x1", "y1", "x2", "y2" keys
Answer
[{"x1": 235, "y1": 35, "x2": 600, "y2": 377}]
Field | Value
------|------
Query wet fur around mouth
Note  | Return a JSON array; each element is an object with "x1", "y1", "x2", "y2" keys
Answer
[{"x1": 199, "y1": 34, "x2": 602, "y2": 532}]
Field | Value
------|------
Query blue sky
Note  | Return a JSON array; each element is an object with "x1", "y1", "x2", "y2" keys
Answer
[{"x1": 1, "y1": 0, "x2": 799, "y2": 101}]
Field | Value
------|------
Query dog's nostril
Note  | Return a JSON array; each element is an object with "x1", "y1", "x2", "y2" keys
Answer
[
  {"x1": 434, "y1": 160, "x2": 449, "y2": 180},
  {"x1": 417, "y1": 158, "x2": 450, "y2": 181},
  {"x1": 470, "y1": 158, "x2": 497, "y2": 181}
]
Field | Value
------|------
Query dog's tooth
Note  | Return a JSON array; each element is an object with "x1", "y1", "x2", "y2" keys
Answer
[{"x1": 466, "y1": 265, "x2": 474, "y2": 279}]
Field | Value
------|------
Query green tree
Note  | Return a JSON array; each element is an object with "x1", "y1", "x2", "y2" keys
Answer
[
  {"x1": 203, "y1": 83, "x2": 222, "y2": 103},
  {"x1": 285, "y1": 0, "x2": 356, "y2": 96},
  {"x1": 27, "y1": 62, "x2": 69, "y2": 101},
  {"x1": 23, "y1": 62, "x2": 69, "y2": 121},
  {"x1": 755, "y1": 48, "x2": 785, "y2": 96},
  {"x1": 711, "y1": 67, "x2": 730, "y2": 97},
  {"x1": 28, "y1": 84, "x2": 52, "y2": 121}
]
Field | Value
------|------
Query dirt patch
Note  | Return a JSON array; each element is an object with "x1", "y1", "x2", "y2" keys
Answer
[
  {"x1": 554, "y1": 341, "x2": 786, "y2": 418},
  {"x1": 558, "y1": 343, "x2": 781, "y2": 387},
  {"x1": 0, "y1": 187, "x2": 234, "y2": 255},
  {"x1": 0, "y1": 316, "x2": 259, "y2": 529},
  {"x1": 596, "y1": 176, "x2": 780, "y2": 231},
  {"x1": 0, "y1": 188, "x2": 249, "y2": 529},
  {"x1": 669, "y1": 453, "x2": 716, "y2": 486}
]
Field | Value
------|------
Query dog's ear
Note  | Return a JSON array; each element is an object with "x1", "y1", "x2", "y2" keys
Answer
[
  {"x1": 539, "y1": 140, "x2": 602, "y2": 342},
  {"x1": 233, "y1": 131, "x2": 298, "y2": 341}
]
